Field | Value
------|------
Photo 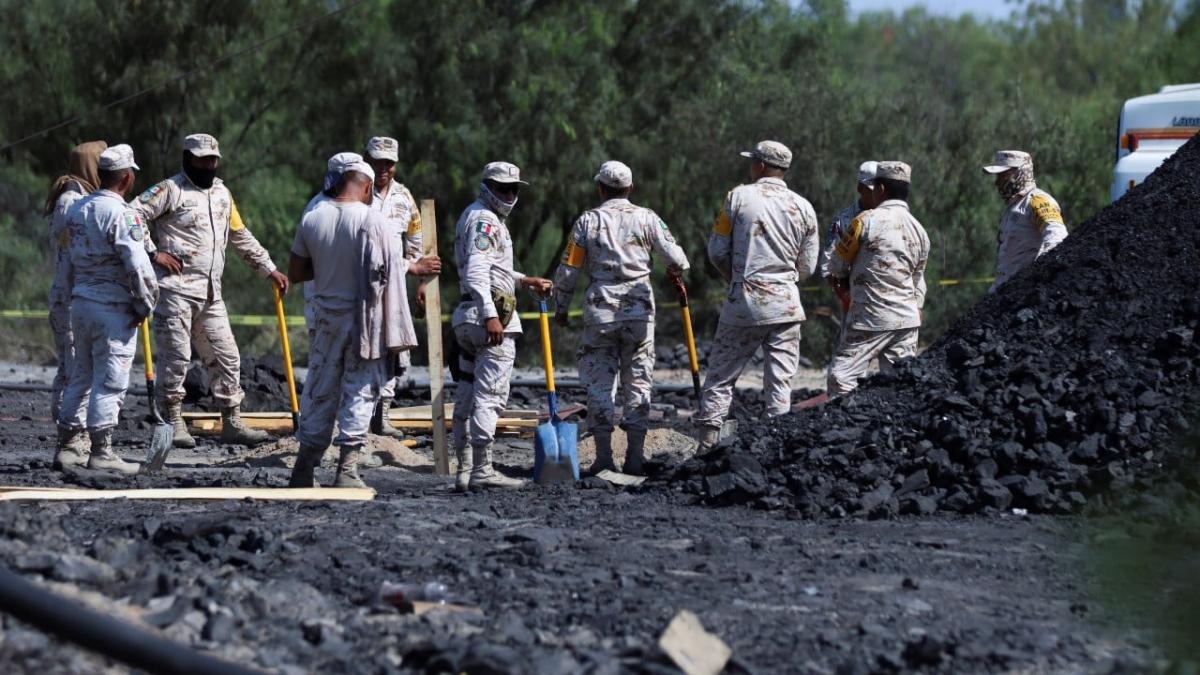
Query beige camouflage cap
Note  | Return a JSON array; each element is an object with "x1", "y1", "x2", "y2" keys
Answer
[
  {"x1": 482, "y1": 161, "x2": 528, "y2": 185},
  {"x1": 98, "y1": 144, "x2": 139, "y2": 171},
  {"x1": 983, "y1": 150, "x2": 1032, "y2": 174},
  {"x1": 858, "y1": 160, "x2": 879, "y2": 186},
  {"x1": 183, "y1": 133, "x2": 221, "y2": 158},
  {"x1": 876, "y1": 161, "x2": 912, "y2": 183},
  {"x1": 740, "y1": 140, "x2": 792, "y2": 169},
  {"x1": 594, "y1": 160, "x2": 633, "y2": 189},
  {"x1": 365, "y1": 136, "x2": 399, "y2": 162}
]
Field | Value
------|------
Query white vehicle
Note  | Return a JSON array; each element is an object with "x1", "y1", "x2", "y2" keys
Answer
[{"x1": 1112, "y1": 83, "x2": 1200, "y2": 201}]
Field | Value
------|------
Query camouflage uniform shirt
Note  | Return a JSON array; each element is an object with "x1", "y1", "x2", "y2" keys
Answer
[{"x1": 992, "y1": 187, "x2": 1067, "y2": 290}]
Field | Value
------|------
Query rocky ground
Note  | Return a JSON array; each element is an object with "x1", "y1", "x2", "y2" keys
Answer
[{"x1": 0, "y1": 385, "x2": 1165, "y2": 674}]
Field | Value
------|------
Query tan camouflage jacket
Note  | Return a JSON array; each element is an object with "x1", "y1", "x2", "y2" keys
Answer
[
  {"x1": 371, "y1": 181, "x2": 423, "y2": 261},
  {"x1": 829, "y1": 199, "x2": 929, "y2": 332},
  {"x1": 132, "y1": 174, "x2": 276, "y2": 301},
  {"x1": 451, "y1": 199, "x2": 525, "y2": 333},
  {"x1": 552, "y1": 198, "x2": 689, "y2": 325},
  {"x1": 992, "y1": 187, "x2": 1067, "y2": 291},
  {"x1": 819, "y1": 200, "x2": 863, "y2": 280},
  {"x1": 707, "y1": 177, "x2": 819, "y2": 327}
]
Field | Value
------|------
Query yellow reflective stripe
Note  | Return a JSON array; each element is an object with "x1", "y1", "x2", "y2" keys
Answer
[
  {"x1": 712, "y1": 208, "x2": 732, "y2": 237},
  {"x1": 835, "y1": 213, "x2": 865, "y2": 262},
  {"x1": 407, "y1": 211, "x2": 422, "y2": 236},
  {"x1": 230, "y1": 200, "x2": 245, "y2": 231},
  {"x1": 562, "y1": 240, "x2": 584, "y2": 267},
  {"x1": 1029, "y1": 193, "x2": 1062, "y2": 231}
]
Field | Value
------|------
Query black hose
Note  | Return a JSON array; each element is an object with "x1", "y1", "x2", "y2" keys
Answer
[{"x1": 0, "y1": 563, "x2": 260, "y2": 675}]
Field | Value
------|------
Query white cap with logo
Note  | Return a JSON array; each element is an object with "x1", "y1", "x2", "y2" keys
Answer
[
  {"x1": 482, "y1": 161, "x2": 528, "y2": 185},
  {"x1": 327, "y1": 152, "x2": 364, "y2": 173},
  {"x1": 184, "y1": 133, "x2": 221, "y2": 158},
  {"x1": 99, "y1": 144, "x2": 140, "y2": 171},
  {"x1": 594, "y1": 160, "x2": 633, "y2": 189},
  {"x1": 365, "y1": 136, "x2": 399, "y2": 162},
  {"x1": 982, "y1": 150, "x2": 1033, "y2": 174},
  {"x1": 857, "y1": 161, "x2": 879, "y2": 186}
]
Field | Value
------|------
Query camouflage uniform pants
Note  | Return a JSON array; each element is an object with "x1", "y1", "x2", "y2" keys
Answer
[
  {"x1": 58, "y1": 298, "x2": 137, "y2": 431},
  {"x1": 154, "y1": 291, "x2": 244, "y2": 408},
  {"x1": 49, "y1": 275, "x2": 74, "y2": 422},
  {"x1": 379, "y1": 350, "x2": 412, "y2": 400},
  {"x1": 697, "y1": 321, "x2": 802, "y2": 429},
  {"x1": 297, "y1": 308, "x2": 385, "y2": 448},
  {"x1": 452, "y1": 323, "x2": 515, "y2": 451},
  {"x1": 578, "y1": 320, "x2": 654, "y2": 433},
  {"x1": 827, "y1": 327, "x2": 918, "y2": 397}
]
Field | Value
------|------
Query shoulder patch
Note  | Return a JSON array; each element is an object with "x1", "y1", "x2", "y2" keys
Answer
[
  {"x1": 834, "y1": 212, "x2": 867, "y2": 262},
  {"x1": 124, "y1": 212, "x2": 144, "y2": 241},
  {"x1": 474, "y1": 233, "x2": 494, "y2": 252},
  {"x1": 137, "y1": 184, "x2": 165, "y2": 204},
  {"x1": 474, "y1": 221, "x2": 495, "y2": 236},
  {"x1": 1029, "y1": 192, "x2": 1062, "y2": 229}
]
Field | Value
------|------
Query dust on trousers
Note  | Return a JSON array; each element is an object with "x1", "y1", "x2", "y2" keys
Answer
[
  {"x1": 578, "y1": 320, "x2": 654, "y2": 433},
  {"x1": 57, "y1": 299, "x2": 137, "y2": 431},
  {"x1": 297, "y1": 308, "x2": 385, "y2": 449},
  {"x1": 451, "y1": 323, "x2": 515, "y2": 451},
  {"x1": 697, "y1": 321, "x2": 802, "y2": 428},
  {"x1": 827, "y1": 327, "x2": 918, "y2": 397},
  {"x1": 153, "y1": 291, "x2": 245, "y2": 408}
]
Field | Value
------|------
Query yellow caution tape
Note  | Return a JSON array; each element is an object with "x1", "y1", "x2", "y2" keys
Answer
[{"x1": 0, "y1": 277, "x2": 995, "y2": 326}]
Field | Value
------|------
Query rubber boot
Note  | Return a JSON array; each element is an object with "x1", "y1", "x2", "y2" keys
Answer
[
  {"x1": 220, "y1": 406, "x2": 269, "y2": 446},
  {"x1": 454, "y1": 442, "x2": 471, "y2": 492},
  {"x1": 586, "y1": 431, "x2": 616, "y2": 475},
  {"x1": 623, "y1": 429, "x2": 647, "y2": 476},
  {"x1": 53, "y1": 426, "x2": 89, "y2": 471},
  {"x1": 370, "y1": 397, "x2": 405, "y2": 439},
  {"x1": 289, "y1": 444, "x2": 324, "y2": 488},
  {"x1": 468, "y1": 444, "x2": 523, "y2": 489},
  {"x1": 166, "y1": 401, "x2": 196, "y2": 449},
  {"x1": 86, "y1": 429, "x2": 138, "y2": 474},
  {"x1": 696, "y1": 425, "x2": 721, "y2": 454},
  {"x1": 333, "y1": 445, "x2": 368, "y2": 488}
]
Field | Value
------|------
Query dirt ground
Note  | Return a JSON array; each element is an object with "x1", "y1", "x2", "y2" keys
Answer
[{"x1": 0, "y1": 384, "x2": 1158, "y2": 674}]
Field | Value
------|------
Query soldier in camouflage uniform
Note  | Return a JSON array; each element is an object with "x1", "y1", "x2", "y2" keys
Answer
[
  {"x1": 827, "y1": 161, "x2": 930, "y2": 396},
  {"x1": 132, "y1": 134, "x2": 291, "y2": 449},
  {"x1": 364, "y1": 136, "x2": 425, "y2": 439},
  {"x1": 821, "y1": 161, "x2": 879, "y2": 308},
  {"x1": 982, "y1": 150, "x2": 1067, "y2": 291},
  {"x1": 696, "y1": 141, "x2": 819, "y2": 452},
  {"x1": 451, "y1": 162, "x2": 553, "y2": 490},
  {"x1": 552, "y1": 161, "x2": 689, "y2": 475},
  {"x1": 45, "y1": 140, "x2": 107, "y2": 428},
  {"x1": 56, "y1": 145, "x2": 158, "y2": 474}
]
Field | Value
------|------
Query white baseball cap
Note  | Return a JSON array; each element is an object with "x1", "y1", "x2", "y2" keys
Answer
[
  {"x1": 345, "y1": 160, "x2": 375, "y2": 183},
  {"x1": 327, "y1": 152, "x2": 364, "y2": 173},
  {"x1": 857, "y1": 161, "x2": 879, "y2": 187}
]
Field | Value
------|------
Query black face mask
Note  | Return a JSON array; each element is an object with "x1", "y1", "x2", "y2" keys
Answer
[{"x1": 184, "y1": 163, "x2": 217, "y2": 189}]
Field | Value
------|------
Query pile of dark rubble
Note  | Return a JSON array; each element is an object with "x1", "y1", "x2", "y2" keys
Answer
[
  {"x1": 183, "y1": 356, "x2": 301, "y2": 412},
  {"x1": 668, "y1": 137, "x2": 1200, "y2": 516}
]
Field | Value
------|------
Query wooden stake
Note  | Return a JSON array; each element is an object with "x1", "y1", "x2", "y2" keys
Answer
[
  {"x1": 421, "y1": 199, "x2": 449, "y2": 475},
  {"x1": 0, "y1": 487, "x2": 375, "y2": 502}
]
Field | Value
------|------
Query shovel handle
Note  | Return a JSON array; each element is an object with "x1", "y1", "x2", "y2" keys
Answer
[
  {"x1": 675, "y1": 281, "x2": 702, "y2": 399},
  {"x1": 537, "y1": 299, "x2": 559, "y2": 417},
  {"x1": 139, "y1": 319, "x2": 154, "y2": 381},
  {"x1": 273, "y1": 285, "x2": 301, "y2": 430}
]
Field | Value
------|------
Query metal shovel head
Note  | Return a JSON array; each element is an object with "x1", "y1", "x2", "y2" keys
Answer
[
  {"x1": 141, "y1": 423, "x2": 174, "y2": 474},
  {"x1": 534, "y1": 419, "x2": 579, "y2": 484}
]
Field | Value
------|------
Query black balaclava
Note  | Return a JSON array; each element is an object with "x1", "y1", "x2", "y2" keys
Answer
[{"x1": 183, "y1": 152, "x2": 217, "y2": 189}]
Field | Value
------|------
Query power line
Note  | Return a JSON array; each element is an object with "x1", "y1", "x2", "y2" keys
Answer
[{"x1": 0, "y1": 0, "x2": 367, "y2": 154}]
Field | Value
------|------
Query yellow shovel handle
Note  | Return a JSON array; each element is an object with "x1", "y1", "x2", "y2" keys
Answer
[
  {"x1": 139, "y1": 319, "x2": 154, "y2": 380},
  {"x1": 538, "y1": 309, "x2": 556, "y2": 394},
  {"x1": 273, "y1": 285, "x2": 300, "y2": 415},
  {"x1": 681, "y1": 305, "x2": 700, "y2": 374}
]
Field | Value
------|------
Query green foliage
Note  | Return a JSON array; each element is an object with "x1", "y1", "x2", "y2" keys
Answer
[{"x1": 0, "y1": 0, "x2": 1197, "y2": 361}]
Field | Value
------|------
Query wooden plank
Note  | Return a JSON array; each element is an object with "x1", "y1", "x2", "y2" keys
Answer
[
  {"x1": 421, "y1": 199, "x2": 449, "y2": 475},
  {"x1": 0, "y1": 487, "x2": 375, "y2": 502},
  {"x1": 388, "y1": 405, "x2": 538, "y2": 420}
]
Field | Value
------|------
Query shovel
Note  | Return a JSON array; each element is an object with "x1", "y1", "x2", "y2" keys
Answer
[
  {"x1": 671, "y1": 274, "x2": 702, "y2": 402},
  {"x1": 138, "y1": 319, "x2": 174, "y2": 474},
  {"x1": 532, "y1": 297, "x2": 578, "y2": 484},
  {"x1": 273, "y1": 285, "x2": 301, "y2": 432}
]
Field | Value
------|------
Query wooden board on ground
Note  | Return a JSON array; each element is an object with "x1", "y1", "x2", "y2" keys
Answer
[
  {"x1": 182, "y1": 409, "x2": 538, "y2": 436},
  {"x1": 0, "y1": 487, "x2": 375, "y2": 502},
  {"x1": 388, "y1": 405, "x2": 538, "y2": 420}
]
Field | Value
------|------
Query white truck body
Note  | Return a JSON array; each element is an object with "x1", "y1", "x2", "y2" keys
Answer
[{"x1": 1111, "y1": 84, "x2": 1200, "y2": 201}]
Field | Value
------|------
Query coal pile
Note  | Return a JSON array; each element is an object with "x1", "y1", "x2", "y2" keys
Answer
[
  {"x1": 670, "y1": 137, "x2": 1200, "y2": 516},
  {"x1": 184, "y1": 356, "x2": 300, "y2": 412}
]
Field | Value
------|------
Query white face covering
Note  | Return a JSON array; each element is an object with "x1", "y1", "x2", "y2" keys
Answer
[{"x1": 480, "y1": 182, "x2": 518, "y2": 218}]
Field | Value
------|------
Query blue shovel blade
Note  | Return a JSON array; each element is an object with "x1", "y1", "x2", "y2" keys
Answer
[{"x1": 534, "y1": 419, "x2": 579, "y2": 483}]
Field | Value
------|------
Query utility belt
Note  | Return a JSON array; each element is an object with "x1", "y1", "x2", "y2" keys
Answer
[{"x1": 462, "y1": 288, "x2": 517, "y2": 327}]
